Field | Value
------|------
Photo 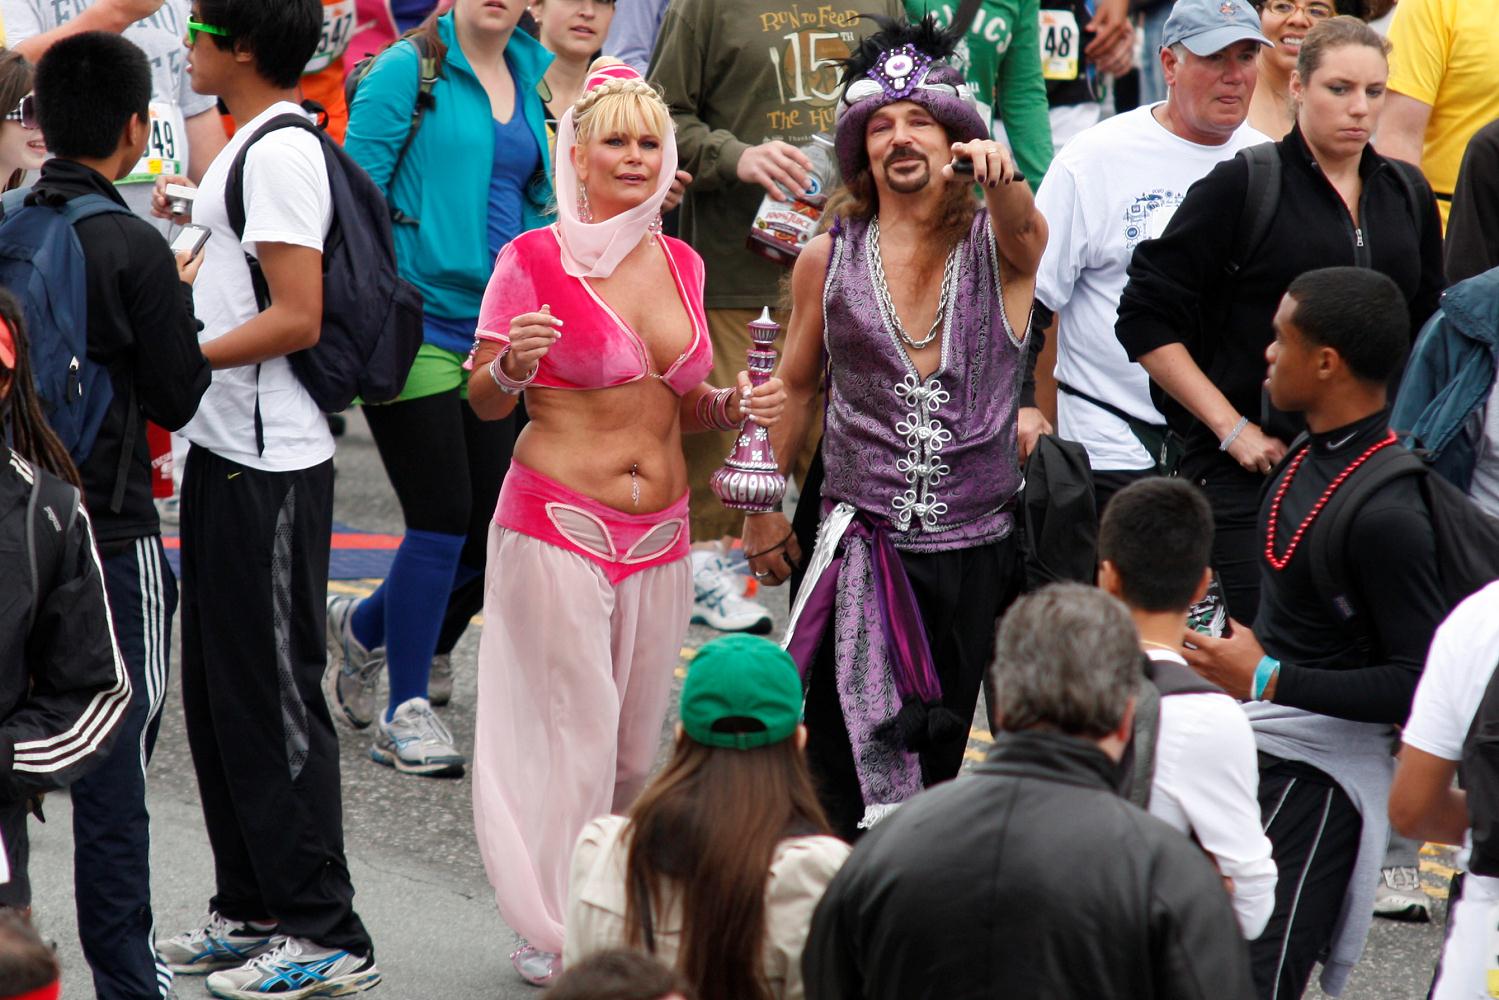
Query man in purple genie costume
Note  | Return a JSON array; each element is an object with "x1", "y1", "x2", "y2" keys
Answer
[{"x1": 743, "y1": 14, "x2": 1048, "y2": 840}]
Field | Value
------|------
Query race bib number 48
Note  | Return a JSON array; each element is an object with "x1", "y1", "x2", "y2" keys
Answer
[
  {"x1": 1039, "y1": 9, "x2": 1081, "y2": 82},
  {"x1": 120, "y1": 102, "x2": 186, "y2": 185},
  {"x1": 305, "y1": 0, "x2": 357, "y2": 74}
]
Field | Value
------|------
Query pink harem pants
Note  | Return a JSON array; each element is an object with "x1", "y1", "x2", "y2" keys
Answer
[{"x1": 472, "y1": 523, "x2": 691, "y2": 954}]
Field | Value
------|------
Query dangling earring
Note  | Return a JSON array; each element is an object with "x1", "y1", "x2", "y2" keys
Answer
[
  {"x1": 577, "y1": 186, "x2": 593, "y2": 223},
  {"x1": 647, "y1": 211, "x2": 663, "y2": 245}
]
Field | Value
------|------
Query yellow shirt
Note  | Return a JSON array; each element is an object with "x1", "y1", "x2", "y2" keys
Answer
[{"x1": 1386, "y1": 0, "x2": 1499, "y2": 227}]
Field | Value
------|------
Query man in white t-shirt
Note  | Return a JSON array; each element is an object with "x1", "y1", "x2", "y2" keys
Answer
[
  {"x1": 1097, "y1": 476, "x2": 1277, "y2": 939},
  {"x1": 1390, "y1": 581, "x2": 1499, "y2": 1000},
  {"x1": 4, "y1": 0, "x2": 226, "y2": 226},
  {"x1": 1033, "y1": 0, "x2": 1271, "y2": 514},
  {"x1": 145, "y1": 2, "x2": 379, "y2": 998}
]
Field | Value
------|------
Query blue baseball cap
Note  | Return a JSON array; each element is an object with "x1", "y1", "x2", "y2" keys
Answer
[{"x1": 1160, "y1": 0, "x2": 1273, "y2": 56}]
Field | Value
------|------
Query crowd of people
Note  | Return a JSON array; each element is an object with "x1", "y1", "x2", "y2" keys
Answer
[{"x1": 0, "y1": 0, "x2": 1497, "y2": 998}]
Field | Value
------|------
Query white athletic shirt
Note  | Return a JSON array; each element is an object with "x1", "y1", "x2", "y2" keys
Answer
[
  {"x1": 2, "y1": 0, "x2": 218, "y2": 225},
  {"x1": 1145, "y1": 648, "x2": 1278, "y2": 939},
  {"x1": 180, "y1": 102, "x2": 334, "y2": 472},
  {"x1": 1034, "y1": 105, "x2": 1271, "y2": 471},
  {"x1": 1401, "y1": 581, "x2": 1499, "y2": 1000}
]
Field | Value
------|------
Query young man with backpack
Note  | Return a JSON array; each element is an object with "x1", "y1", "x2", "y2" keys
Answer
[
  {"x1": 148, "y1": 1, "x2": 381, "y2": 995},
  {"x1": 22, "y1": 32, "x2": 210, "y2": 1000},
  {"x1": 1183, "y1": 267, "x2": 1454, "y2": 999},
  {"x1": 1097, "y1": 477, "x2": 1276, "y2": 939},
  {"x1": 1389, "y1": 581, "x2": 1499, "y2": 1000}
]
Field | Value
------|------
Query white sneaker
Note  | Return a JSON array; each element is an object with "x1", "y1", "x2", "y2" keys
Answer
[
  {"x1": 322, "y1": 594, "x2": 384, "y2": 729},
  {"x1": 156, "y1": 911, "x2": 278, "y2": 975},
  {"x1": 1373, "y1": 865, "x2": 1431, "y2": 922},
  {"x1": 204, "y1": 935, "x2": 380, "y2": 998},
  {"x1": 370, "y1": 697, "x2": 466, "y2": 777},
  {"x1": 690, "y1": 551, "x2": 772, "y2": 634},
  {"x1": 428, "y1": 653, "x2": 453, "y2": 707}
]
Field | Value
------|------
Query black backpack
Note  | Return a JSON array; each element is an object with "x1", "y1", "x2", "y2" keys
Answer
[
  {"x1": 1460, "y1": 653, "x2": 1499, "y2": 877},
  {"x1": 225, "y1": 113, "x2": 423, "y2": 414},
  {"x1": 18, "y1": 455, "x2": 81, "y2": 633},
  {"x1": 1292, "y1": 434, "x2": 1499, "y2": 630},
  {"x1": 1120, "y1": 653, "x2": 1223, "y2": 809}
]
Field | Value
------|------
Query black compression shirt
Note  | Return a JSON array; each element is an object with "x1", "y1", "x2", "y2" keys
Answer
[{"x1": 1253, "y1": 410, "x2": 1446, "y2": 725}]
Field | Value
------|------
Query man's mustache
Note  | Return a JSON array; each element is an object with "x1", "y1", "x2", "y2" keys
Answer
[{"x1": 883, "y1": 148, "x2": 928, "y2": 169}]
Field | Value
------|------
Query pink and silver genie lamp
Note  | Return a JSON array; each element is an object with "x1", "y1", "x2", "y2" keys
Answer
[{"x1": 710, "y1": 307, "x2": 787, "y2": 514}]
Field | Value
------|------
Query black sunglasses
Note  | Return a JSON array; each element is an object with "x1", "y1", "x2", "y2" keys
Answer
[{"x1": 3, "y1": 94, "x2": 37, "y2": 130}]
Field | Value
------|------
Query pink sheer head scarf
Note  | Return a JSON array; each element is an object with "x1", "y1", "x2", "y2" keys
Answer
[{"x1": 554, "y1": 62, "x2": 679, "y2": 279}]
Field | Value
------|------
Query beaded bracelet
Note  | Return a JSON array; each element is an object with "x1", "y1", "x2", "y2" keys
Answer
[
  {"x1": 1219, "y1": 415, "x2": 1250, "y2": 452},
  {"x1": 696, "y1": 386, "x2": 740, "y2": 431},
  {"x1": 488, "y1": 348, "x2": 536, "y2": 396}
]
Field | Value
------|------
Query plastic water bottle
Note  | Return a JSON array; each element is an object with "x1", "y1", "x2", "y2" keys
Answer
[{"x1": 746, "y1": 134, "x2": 837, "y2": 266}]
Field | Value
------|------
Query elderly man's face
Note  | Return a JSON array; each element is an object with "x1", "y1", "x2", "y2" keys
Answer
[{"x1": 1163, "y1": 39, "x2": 1261, "y2": 142}]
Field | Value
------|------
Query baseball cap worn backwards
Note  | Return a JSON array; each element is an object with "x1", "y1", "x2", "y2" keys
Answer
[
  {"x1": 1160, "y1": 0, "x2": 1273, "y2": 57},
  {"x1": 680, "y1": 635, "x2": 803, "y2": 750}
]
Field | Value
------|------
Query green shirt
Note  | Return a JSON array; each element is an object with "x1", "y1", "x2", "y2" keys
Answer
[
  {"x1": 903, "y1": 0, "x2": 1053, "y2": 190},
  {"x1": 650, "y1": 0, "x2": 904, "y2": 309}
]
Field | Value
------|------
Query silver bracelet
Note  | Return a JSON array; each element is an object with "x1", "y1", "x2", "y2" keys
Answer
[
  {"x1": 1219, "y1": 415, "x2": 1250, "y2": 452},
  {"x1": 488, "y1": 349, "x2": 536, "y2": 396}
]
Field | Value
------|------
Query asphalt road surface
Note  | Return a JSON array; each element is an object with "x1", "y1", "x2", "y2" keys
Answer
[{"x1": 29, "y1": 410, "x2": 1450, "y2": 999}]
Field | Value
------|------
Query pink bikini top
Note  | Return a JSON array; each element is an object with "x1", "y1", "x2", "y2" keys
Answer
[{"x1": 473, "y1": 226, "x2": 713, "y2": 396}]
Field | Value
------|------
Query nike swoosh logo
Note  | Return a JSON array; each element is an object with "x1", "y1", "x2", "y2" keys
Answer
[
  {"x1": 227, "y1": 471, "x2": 242, "y2": 480},
  {"x1": 1327, "y1": 432, "x2": 1357, "y2": 449}
]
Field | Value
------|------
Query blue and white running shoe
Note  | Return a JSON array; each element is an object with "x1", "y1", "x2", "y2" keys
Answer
[
  {"x1": 157, "y1": 911, "x2": 279, "y2": 974},
  {"x1": 206, "y1": 936, "x2": 381, "y2": 998}
]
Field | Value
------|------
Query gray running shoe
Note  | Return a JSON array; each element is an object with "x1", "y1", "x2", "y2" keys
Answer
[
  {"x1": 204, "y1": 935, "x2": 380, "y2": 998},
  {"x1": 1373, "y1": 865, "x2": 1431, "y2": 922},
  {"x1": 323, "y1": 594, "x2": 384, "y2": 729},
  {"x1": 370, "y1": 697, "x2": 466, "y2": 777},
  {"x1": 428, "y1": 653, "x2": 453, "y2": 707},
  {"x1": 156, "y1": 911, "x2": 278, "y2": 975}
]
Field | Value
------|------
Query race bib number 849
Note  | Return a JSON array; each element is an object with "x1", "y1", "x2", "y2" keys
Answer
[{"x1": 119, "y1": 102, "x2": 186, "y2": 185}]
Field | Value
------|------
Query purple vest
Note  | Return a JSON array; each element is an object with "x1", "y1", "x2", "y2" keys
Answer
[{"x1": 822, "y1": 209, "x2": 1027, "y2": 550}]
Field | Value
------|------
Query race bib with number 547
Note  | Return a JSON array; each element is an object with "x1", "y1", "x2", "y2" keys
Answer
[
  {"x1": 305, "y1": 0, "x2": 357, "y2": 75},
  {"x1": 1039, "y1": 8, "x2": 1081, "y2": 82},
  {"x1": 119, "y1": 101, "x2": 187, "y2": 185}
]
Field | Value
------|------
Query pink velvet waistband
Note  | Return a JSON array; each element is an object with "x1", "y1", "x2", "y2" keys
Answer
[{"x1": 495, "y1": 461, "x2": 690, "y2": 584}]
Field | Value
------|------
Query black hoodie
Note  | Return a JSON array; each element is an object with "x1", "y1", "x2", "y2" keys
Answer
[{"x1": 28, "y1": 159, "x2": 211, "y2": 548}]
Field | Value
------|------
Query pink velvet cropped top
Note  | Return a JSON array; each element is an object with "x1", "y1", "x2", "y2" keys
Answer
[{"x1": 473, "y1": 226, "x2": 713, "y2": 395}]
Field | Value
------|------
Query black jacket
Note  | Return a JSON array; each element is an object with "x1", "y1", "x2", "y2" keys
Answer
[
  {"x1": 0, "y1": 451, "x2": 128, "y2": 806},
  {"x1": 1446, "y1": 119, "x2": 1499, "y2": 284},
  {"x1": 1115, "y1": 125, "x2": 1445, "y2": 482},
  {"x1": 802, "y1": 730, "x2": 1254, "y2": 1000},
  {"x1": 28, "y1": 160, "x2": 210, "y2": 548}
]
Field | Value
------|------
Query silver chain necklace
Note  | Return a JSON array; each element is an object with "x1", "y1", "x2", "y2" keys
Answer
[{"x1": 867, "y1": 215, "x2": 959, "y2": 351}]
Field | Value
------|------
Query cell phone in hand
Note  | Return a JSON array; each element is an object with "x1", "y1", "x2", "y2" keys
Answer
[
  {"x1": 170, "y1": 224, "x2": 211, "y2": 260},
  {"x1": 951, "y1": 157, "x2": 1026, "y2": 184}
]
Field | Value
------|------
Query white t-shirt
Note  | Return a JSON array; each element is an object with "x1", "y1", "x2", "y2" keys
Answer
[
  {"x1": 1401, "y1": 581, "x2": 1499, "y2": 1000},
  {"x1": 3, "y1": 0, "x2": 219, "y2": 224},
  {"x1": 1145, "y1": 649, "x2": 1278, "y2": 939},
  {"x1": 1467, "y1": 380, "x2": 1499, "y2": 518},
  {"x1": 1034, "y1": 105, "x2": 1271, "y2": 471},
  {"x1": 181, "y1": 101, "x2": 334, "y2": 472}
]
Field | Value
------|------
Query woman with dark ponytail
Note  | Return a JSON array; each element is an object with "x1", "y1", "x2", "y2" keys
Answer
[{"x1": 0, "y1": 286, "x2": 129, "y2": 917}]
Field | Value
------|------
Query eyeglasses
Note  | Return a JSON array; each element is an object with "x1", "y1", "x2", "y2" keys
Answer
[
  {"x1": 185, "y1": 17, "x2": 230, "y2": 43},
  {"x1": 1264, "y1": 0, "x2": 1336, "y2": 20},
  {"x1": 3, "y1": 94, "x2": 37, "y2": 130}
]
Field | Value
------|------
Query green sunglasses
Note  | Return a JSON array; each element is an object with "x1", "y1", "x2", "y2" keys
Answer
[{"x1": 185, "y1": 18, "x2": 230, "y2": 43}]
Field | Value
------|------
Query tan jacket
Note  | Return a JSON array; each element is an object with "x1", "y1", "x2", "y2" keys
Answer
[{"x1": 563, "y1": 815, "x2": 850, "y2": 999}]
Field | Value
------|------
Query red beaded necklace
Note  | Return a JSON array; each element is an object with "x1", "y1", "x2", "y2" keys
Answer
[{"x1": 1264, "y1": 429, "x2": 1398, "y2": 571}]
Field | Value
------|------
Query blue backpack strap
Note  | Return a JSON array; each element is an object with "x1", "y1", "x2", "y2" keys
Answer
[
  {"x1": 1, "y1": 185, "x2": 30, "y2": 218},
  {"x1": 58, "y1": 192, "x2": 134, "y2": 225}
]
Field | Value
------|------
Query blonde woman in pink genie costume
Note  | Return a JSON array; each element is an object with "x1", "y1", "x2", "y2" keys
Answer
[{"x1": 463, "y1": 59, "x2": 787, "y2": 986}]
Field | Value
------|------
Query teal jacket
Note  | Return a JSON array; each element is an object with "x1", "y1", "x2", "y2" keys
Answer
[{"x1": 346, "y1": 15, "x2": 554, "y2": 323}]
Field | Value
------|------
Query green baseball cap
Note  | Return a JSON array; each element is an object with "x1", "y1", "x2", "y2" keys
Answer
[{"x1": 680, "y1": 635, "x2": 803, "y2": 750}]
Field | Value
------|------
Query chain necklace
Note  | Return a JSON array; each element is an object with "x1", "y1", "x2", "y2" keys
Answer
[
  {"x1": 867, "y1": 216, "x2": 959, "y2": 351},
  {"x1": 1264, "y1": 430, "x2": 1397, "y2": 571}
]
